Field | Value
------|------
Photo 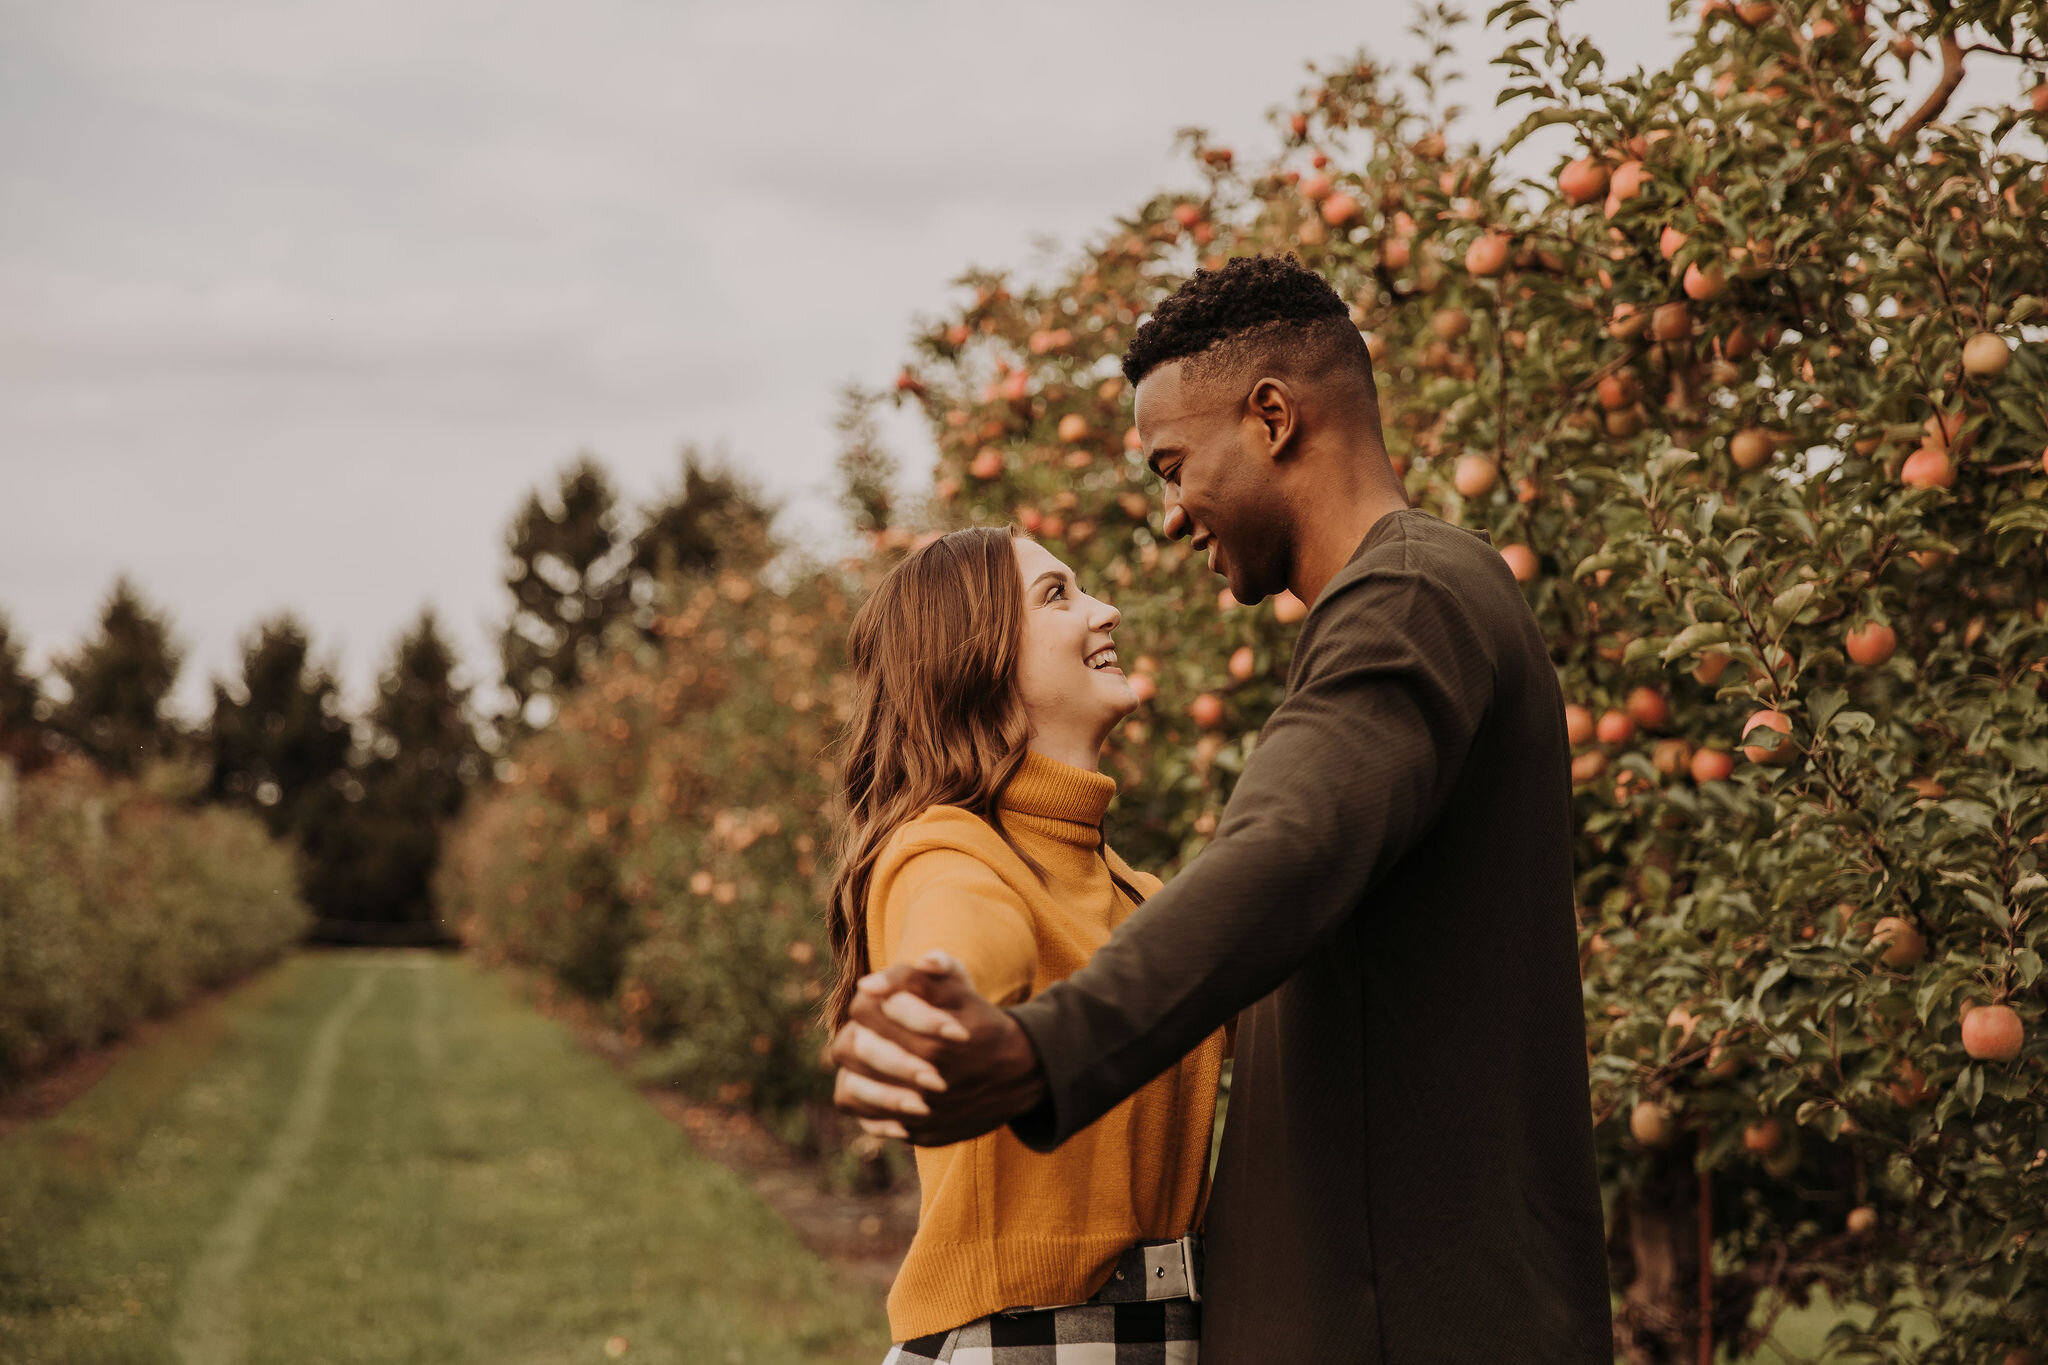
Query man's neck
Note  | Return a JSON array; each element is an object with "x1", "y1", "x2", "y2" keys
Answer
[{"x1": 1290, "y1": 484, "x2": 1413, "y2": 606}]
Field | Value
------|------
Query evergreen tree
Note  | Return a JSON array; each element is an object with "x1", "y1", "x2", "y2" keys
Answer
[
  {"x1": 0, "y1": 610, "x2": 52, "y2": 773},
  {"x1": 50, "y1": 577, "x2": 183, "y2": 776},
  {"x1": 203, "y1": 614, "x2": 352, "y2": 841},
  {"x1": 498, "y1": 457, "x2": 628, "y2": 728},
  {"x1": 630, "y1": 449, "x2": 778, "y2": 587},
  {"x1": 305, "y1": 610, "x2": 483, "y2": 926}
]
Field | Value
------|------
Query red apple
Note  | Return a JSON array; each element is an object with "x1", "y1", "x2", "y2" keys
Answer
[
  {"x1": 1189, "y1": 693, "x2": 1225, "y2": 729},
  {"x1": 1500, "y1": 544, "x2": 1540, "y2": 584},
  {"x1": 1743, "y1": 1118, "x2": 1784, "y2": 1154},
  {"x1": 1626, "y1": 686, "x2": 1670, "y2": 730},
  {"x1": 1683, "y1": 262, "x2": 1727, "y2": 301},
  {"x1": 1845, "y1": 621, "x2": 1896, "y2": 666},
  {"x1": 1596, "y1": 709, "x2": 1636, "y2": 745},
  {"x1": 1465, "y1": 234, "x2": 1510, "y2": 277},
  {"x1": 1741, "y1": 709, "x2": 1794, "y2": 765},
  {"x1": 1871, "y1": 916, "x2": 1926, "y2": 968},
  {"x1": 1559, "y1": 157, "x2": 1610, "y2": 205},
  {"x1": 1961, "y1": 1004, "x2": 2023, "y2": 1062},
  {"x1": 1901, "y1": 445, "x2": 1955, "y2": 489},
  {"x1": 1651, "y1": 301, "x2": 1692, "y2": 341},
  {"x1": 1730, "y1": 427, "x2": 1777, "y2": 471},
  {"x1": 1961, "y1": 332, "x2": 2010, "y2": 377},
  {"x1": 1453, "y1": 454, "x2": 1500, "y2": 498},
  {"x1": 1629, "y1": 1100, "x2": 1674, "y2": 1147},
  {"x1": 1228, "y1": 646, "x2": 1257, "y2": 682},
  {"x1": 1690, "y1": 747, "x2": 1735, "y2": 783},
  {"x1": 1692, "y1": 650, "x2": 1733, "y2": 686},
  {"x1": 1565, "y1": 704, "x2": 1595, "y2": 747}
]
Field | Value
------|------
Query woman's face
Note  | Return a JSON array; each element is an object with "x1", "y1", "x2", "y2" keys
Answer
[{"x1": 1011, "y1": 537, "x2": 1134, "y2": 751}]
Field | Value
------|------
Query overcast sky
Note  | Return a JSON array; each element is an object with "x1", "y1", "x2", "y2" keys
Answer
[{"x1": 2, "y1": 1, "x2": 2014, "y2": 718}]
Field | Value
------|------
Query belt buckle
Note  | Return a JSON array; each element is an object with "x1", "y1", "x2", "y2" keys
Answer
[{"x1": 1140, "y1": 1234, "x2": 1202, "y2": 1303}]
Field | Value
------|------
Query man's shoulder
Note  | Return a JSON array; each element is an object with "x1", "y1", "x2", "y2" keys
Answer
[{"x1": 1319, "y1": 509, "x2": 1512, "y2": 625}]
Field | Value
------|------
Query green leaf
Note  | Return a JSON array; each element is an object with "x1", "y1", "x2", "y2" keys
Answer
[
  {"x1": 1767, "y1": 582, "x2": 1817, "y2": 634},
  {"x1": 1956, "y1": 1063, "x2": 1984, "y2": 1115},
  {"x1": 1753, "y1": 960, "x2": 1790, "y2": 1006},
  {"x1": 1661, "y1": 621, "x2": 1733, "y2": 664}
]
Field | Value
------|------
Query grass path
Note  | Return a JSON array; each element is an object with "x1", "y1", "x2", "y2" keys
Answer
[{"x1": 0, "y1": 952, "x2": 886, "y2": 1365}]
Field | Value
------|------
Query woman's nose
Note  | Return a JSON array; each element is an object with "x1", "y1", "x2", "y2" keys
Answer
[{"x1": 1090, "y1": 597, "x2": 1121, "y2": 633}]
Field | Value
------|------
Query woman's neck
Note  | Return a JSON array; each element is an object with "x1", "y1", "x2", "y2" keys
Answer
[{"x1": 1026, "y1": 730, "x2": 1106, "y2": 772}]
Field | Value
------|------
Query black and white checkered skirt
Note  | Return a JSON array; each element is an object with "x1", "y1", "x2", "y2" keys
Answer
[{"x1": 881, "y1": 1237, "x2": 1201, "y2": 1364}]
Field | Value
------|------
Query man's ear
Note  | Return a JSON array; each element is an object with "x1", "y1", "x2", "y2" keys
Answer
[{"x1": 1245, "y1": 377, "x2": 1300, "y2": 461}]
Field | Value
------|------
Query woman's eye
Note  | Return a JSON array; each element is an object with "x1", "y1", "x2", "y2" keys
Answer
[{"x1": 1047, "y1": 584, "x2": 1066, "y2": 601}]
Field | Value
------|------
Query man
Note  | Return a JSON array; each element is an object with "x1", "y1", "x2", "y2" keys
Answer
[{"x1": 832, "y1": 254, "x2": 1610, "y2": 1363}]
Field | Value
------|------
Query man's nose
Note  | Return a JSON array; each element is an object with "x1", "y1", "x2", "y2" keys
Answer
[{"x1": 1160, "y1": 493, "x2": 1190, "y2": 541}]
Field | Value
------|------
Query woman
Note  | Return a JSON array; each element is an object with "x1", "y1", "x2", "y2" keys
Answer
[{"x1": 826, "y1": 525, "x2": 1221, "y2": 1365}]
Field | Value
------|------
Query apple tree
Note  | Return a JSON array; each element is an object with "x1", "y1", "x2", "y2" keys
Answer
[{"x1": 889, "y1": 2, "x2": 2047, "y2": 1357}]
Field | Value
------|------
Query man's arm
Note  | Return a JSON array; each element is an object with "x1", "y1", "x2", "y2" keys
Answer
[
  {"x1": 830, "y1": 566, "x2": 1494, "y2": 1146},
  {"x1": 1008, "y1": 567, "x2": 1493, "y2": 1147}
]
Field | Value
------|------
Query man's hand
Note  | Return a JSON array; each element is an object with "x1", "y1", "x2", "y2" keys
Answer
[{"x1": 828, "y1": 951, "x2": 1049, "y2": 1146}]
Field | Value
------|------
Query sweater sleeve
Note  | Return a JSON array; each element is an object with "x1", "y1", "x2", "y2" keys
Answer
[
  {"x1": 879, "y1": 847, "x2": 1040, "y2": 1007},
  {"x1": 1007, "y1": 566, "x2": 1494, "y2": 1149}
]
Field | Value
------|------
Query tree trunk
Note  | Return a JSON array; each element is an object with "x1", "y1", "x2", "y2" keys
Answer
[{"x1": 1611, "y1": 1148, "x2": 1703, "y2": 1365}]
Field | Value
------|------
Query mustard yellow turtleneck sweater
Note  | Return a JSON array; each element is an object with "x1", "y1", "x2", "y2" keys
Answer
[{"x1": 865, "y1": 750, "x2": 1225, "y2": 1343}]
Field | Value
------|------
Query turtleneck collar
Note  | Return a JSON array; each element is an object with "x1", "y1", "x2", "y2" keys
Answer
[{"x1": 998, "y1": 748, "x2": 1116, "y2": 834}]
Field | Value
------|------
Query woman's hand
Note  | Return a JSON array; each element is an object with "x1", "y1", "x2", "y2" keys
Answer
[{"x1": 828, "y1": 951, "x2": 1049, "y2": 1146}]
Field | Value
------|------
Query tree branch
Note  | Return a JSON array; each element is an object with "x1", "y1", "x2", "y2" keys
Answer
[{"x1": 1887, "y1": 36, "x2": 1965, "y2": 154}]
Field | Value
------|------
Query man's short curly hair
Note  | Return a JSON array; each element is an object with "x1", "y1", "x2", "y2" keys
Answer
[{"x1": 1121, "y1": 255, "x2": 1374, "y2": 400}]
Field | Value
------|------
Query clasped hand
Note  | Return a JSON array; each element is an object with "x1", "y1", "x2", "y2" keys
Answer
[{"x1": 826, "y1": 952, "x2": 1048, "y2": 1146}]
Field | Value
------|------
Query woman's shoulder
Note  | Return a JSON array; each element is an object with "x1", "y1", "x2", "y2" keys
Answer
[
  {"x1": 1102, "y1": 844, "x2": 1162, "y2": 899},
  {"x1": 875, "y1": 805, "x2": 1020, "y2": 875}
]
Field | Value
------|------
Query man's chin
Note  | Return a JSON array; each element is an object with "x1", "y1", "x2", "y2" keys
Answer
[{"x1": 1222, "y1": 569, "x2": 1272, "y2": 607}]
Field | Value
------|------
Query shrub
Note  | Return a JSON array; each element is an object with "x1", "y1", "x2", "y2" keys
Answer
[
  {"x1": 442, "y1": 566, "x2": 872, "y2": 1140},
  {"x1": 0, "y1": 759, "x2": 310, "y2": 1087}
]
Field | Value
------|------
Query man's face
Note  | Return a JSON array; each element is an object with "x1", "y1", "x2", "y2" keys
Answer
[{"x1": 1132, "y1": 361, "x2": 1292, "y2": 603}]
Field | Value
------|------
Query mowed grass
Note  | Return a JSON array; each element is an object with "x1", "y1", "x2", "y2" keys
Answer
[{"x1": 0, "y1": 952, "x2": 886, "y2": 1365}]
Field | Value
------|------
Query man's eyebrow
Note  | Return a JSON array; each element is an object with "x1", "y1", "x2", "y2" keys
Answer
[{"x1": 1146, "y1": 443, "x2": 1182, "y2": 477}]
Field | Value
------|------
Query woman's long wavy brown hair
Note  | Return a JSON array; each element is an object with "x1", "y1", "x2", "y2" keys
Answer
[{"x1": 823, "y1": 526, "x2": 1037, "y2": 1028}]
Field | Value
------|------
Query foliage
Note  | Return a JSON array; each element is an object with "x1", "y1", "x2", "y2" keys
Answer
[
  {"x1": 499, "y1": 452, "x2": 778, "y2": 732},
  {"x1": 0, "y1": 758, "x2": 310, "y2": 1089},
  {"x1": 442, "y1": 556, "x2": 876, "y2": 1146},
  {"x1": 47, "y1": 578, "x2": 184, "y2": 777},
  {"x1": 297, "y1": 610, "x2": 487, "y2": 930},
  {"x1": 0, "y1": 610, "x2": 53, "y2": 774},
  {"x1": 203, "y1": 613, "x2": 353, "y2": 842},
  {"x1": 500, "y1": 457, "x2": 633, "y2": 730},
  {"x1": 452, "y1": 1, "x2": 2047, "y2": 1356}
]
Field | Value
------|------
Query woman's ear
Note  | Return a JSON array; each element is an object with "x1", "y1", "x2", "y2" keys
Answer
[{"x1": 1245, "y1": 377, "x2": 1300, "y2": 461}]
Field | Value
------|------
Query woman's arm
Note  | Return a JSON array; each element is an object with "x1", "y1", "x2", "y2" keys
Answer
[{"x1": 880, "y1": 848, "x2": 1039, "y2": 1007}]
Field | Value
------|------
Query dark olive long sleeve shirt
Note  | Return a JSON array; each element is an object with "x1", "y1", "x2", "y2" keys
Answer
[{"x1": 1008, "y1": 508, "x2": 1610, "y2": 1364}]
